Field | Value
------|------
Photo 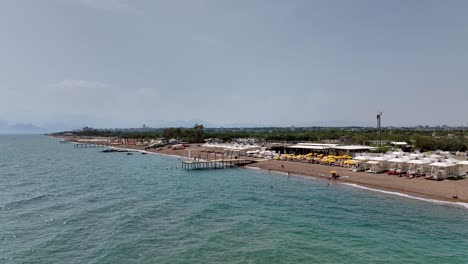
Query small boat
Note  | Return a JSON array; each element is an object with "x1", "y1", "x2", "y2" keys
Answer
[
  {"x1": 141, "y1": 152, "x2": 147, "y2": 155},
  {"x1": 126, "y1": 153, "x2": 133, "y2": 155},
  {"x1": 102, "y1": 149, "x2": 116, "y2": 153}
]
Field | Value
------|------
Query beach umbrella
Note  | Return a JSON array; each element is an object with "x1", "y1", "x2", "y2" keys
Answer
[{"x1": 330, "y1": 170, "x2": 337, "y2": 174}]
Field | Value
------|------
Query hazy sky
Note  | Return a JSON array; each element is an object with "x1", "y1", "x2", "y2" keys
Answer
[{"x1": 1, "y1": 0, "x2": 467, "y2": 129}]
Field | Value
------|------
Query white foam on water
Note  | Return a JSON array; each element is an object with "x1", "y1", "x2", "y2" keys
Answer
[
  {"x1": 341, "y1": 183, "x2": 468, "y2": 209},
  {"x1": 244, "y1": 166, "x2": 262, "y2": 170}
]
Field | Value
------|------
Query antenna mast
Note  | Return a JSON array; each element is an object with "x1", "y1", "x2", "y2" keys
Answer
[{"x1": 377, "y1": 112, "x2": 383, "y2": 135}]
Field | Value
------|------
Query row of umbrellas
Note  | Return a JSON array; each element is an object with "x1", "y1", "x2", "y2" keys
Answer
[{"x1": 276, "y1": 154, "x2": 353, "y2": 163}]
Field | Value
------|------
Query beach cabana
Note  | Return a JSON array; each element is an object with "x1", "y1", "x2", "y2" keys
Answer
[
  {"x1": 367, "y1": 155, "x2": 390, "y2": 172},
  {"x1": 405, "y1": 158, "x2": 432, "y2": 177},
  {"x1": 387, "y1": 156, "x2": 410, "y2": 175},
  {"x1": 426, "y1": 160, "x2": 458, "y2": 180},
  {"x1": 365, "y1": 161, "x2": 383, "y2": 173},
  {"x1": 353, "y1": 155, "x2": 369, "y2": 162},
  {"x1": 457, "y1": 160, "x2": 468, "y2": 177}
]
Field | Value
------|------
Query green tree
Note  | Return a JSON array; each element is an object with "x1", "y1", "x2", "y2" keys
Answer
[{"x1": 193, "y1": 124, "x2": 205, "y2": 143}]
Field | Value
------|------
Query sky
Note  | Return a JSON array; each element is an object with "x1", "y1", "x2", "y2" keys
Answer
[{"x1": 0, "y1": 0, "x2": 467, "y2": 131}]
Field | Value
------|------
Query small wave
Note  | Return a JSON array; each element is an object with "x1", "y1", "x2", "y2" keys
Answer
[
  {"x1": 244, "y1": 166, "x2": 316, "y2": 180},
  {"x1": 2, "y1": 194, "x2": 52, "y2": 208},
  {"x1": 244, "y1": 166, "x2": 262, "y2": 170},
  {"x1": 341, "y1": 183, "x2": 468, "y2": 209}
]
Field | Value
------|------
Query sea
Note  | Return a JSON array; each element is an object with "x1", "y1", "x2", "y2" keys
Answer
[{"x1": 1, "y1": 135, "x2": 468, "y2": 264}]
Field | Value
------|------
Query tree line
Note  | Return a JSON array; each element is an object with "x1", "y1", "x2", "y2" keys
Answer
[{"x1": 54, "y1": 126, "x2": 467, "y2": 151}]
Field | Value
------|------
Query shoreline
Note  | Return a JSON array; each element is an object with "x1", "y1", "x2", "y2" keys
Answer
[
  {"x1": 52, "y1": 136, "x2": 468, "y2": 207},
  {"x1": 246, "y1": 159, "x2": 468, "y2": 204},
  {"x1": 243, "y1": 165, "x2": 468, "y2": 209}
]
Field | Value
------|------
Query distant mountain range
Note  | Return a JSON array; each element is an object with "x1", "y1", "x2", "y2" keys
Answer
[
  {"x1": 0, "y1": 120, "x2": 78, "y2": 134},
  {"x1": 0, "y1": 121, "x2": 46, "y2": 134}
]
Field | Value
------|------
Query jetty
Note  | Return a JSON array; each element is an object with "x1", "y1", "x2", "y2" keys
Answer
[{"x1": 182, "y1": 159, "x2": 254, "y2": 170}]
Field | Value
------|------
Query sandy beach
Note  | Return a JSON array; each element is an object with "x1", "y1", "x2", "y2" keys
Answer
[
  {"x1": 246, "y1": 160, "x2": 468, "y2": 203},
  {"x1": 56, "y1": 137, "x2": 468, "y2": 204}
]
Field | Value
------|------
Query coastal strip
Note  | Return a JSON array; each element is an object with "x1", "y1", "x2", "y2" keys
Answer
[{"x1": 52, "y1": 136, "x2": 468, "y2": 206}]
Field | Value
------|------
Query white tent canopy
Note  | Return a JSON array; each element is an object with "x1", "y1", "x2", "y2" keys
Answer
[
  {"x1": 353, "y1": 155, "x2": 370, "y2": 161},
  {"x1": 388, "y1": 156, "x2": 410, "y2": 163},
  {"x1": 407, "y1": 158, "x2": 432, "y2": 165},
  {"x1": 429, "y1": 160, "x2": 456, "y2": 168}
]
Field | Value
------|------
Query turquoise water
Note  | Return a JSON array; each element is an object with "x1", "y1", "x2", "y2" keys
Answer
[{"x1": 1, "y1": 135, "x2": 468, "y2": 263}]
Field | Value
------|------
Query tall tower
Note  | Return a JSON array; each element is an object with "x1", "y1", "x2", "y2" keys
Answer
[{"x1": 377, "y1": 112, "x2": 382, "y2": 135}]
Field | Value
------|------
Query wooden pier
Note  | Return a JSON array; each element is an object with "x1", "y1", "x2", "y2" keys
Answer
[
  {"x1": 74, "y1": 143, "x2": 106, "y2": 148},
  {"x1": 182, "y1": 159, "x2": 254, "y2": 170}
]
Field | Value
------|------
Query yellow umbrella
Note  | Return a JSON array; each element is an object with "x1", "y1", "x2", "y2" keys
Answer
[{"x1": 330, "y1": 170, "x2": 337, "y2": 174}]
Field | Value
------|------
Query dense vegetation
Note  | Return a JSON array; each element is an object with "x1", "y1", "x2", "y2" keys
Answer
[{"x1": 54, "y1": 125, "x2": 468, "y2": 152}]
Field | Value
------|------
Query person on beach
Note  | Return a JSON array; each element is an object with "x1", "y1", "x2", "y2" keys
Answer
[{"x1": 329, "y1": 171, "x2": 340, "y2": 180}]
